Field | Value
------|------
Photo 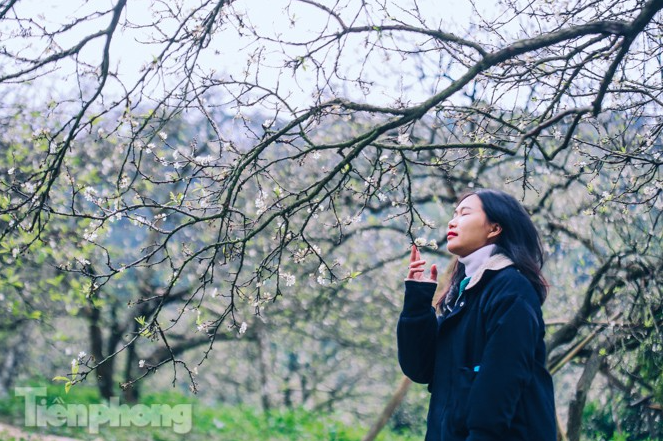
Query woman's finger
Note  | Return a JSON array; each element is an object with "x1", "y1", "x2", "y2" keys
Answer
[
  {"x1": 429, "y1": 264, "x2": 438, "y2": 282},
  {"x1": 409, "y1": 245, "x2": 417, "y2": 263}
]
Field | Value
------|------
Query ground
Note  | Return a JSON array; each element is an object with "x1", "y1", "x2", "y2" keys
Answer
[{"x1": 0, "y1": 422, "x2": 98, "y2": 441}]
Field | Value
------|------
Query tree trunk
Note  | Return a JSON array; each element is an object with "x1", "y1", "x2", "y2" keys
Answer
[
  {"x1": 0, "y1": 325, "x2": 29, "y2": 397},
  {"x1": 362, "y1": 376, "x2": 412, "y2": 441},
  {"x1": 556, "y1": 412, "x2": 569, "y2": 441},
  {"x1": 256, "y1": 320, "x2": 272, "y2": 412},
  {"x1": 122, "y1": 319, "x2": 140, "y2": 403},
  {"x1": 87, "y1": 304, "x2": 116, "y2": 400},
  {"x1": 567, "y1": 347, "x2": 603, "y2": 441}
]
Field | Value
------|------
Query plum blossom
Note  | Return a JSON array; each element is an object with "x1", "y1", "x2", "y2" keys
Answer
[
  {"x1": 280, "y1": 272, "x2": 296, "y2": 286},
  {"x1": 194, "y1": 155, "x2": 214, "y2": 166},
  {"x1": 75, "y1": 257, "x2": 91, "y2": 266},
  {"x1": 131, "y1": 216, "x2": 147, "y2": 226},
  {"x1": 82, "y1": 186, "x2": 97, "y2": 202},
  {"x1": 317, "y1": 264, "x2": 328, "y2": 285},
  {"x1": 255, "y1": 190, "x2": 268, "y2": 215},
  {"x1": 22, "y1": 181, "x2": 36, "y2": 194},
  {"x1": 119, "y1": 175, "x2": 130, "y2": 189},
  {"x1": 83, "y1": 220, "x2": 102, "y2": 241}
]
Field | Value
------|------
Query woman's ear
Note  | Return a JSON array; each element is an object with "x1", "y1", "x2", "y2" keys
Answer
[{"x1": 487, "y1": 223, "x2": 502, "y2": 240}]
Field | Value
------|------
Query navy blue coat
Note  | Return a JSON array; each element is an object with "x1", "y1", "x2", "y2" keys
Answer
[{"x1": 397, "y1": 262, "x2": 556, "y2": 441}]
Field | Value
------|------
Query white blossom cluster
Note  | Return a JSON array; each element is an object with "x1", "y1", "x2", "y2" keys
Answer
[
  {"x1": 307, "y1": 204, "x2": 325, "y2": 219},
  {"x1": 83, "y1": 220, "x2": 103, "y2": 242},
  {"x1": 293, "y1": 244, "x2": 321, "y2": 263},
  {"x1": 316, "y1": 264, "x2": 327, "y2": 285},
  {"x1": 414, "y1": 237, "x2": 438, "y2": 250},
  {"x1": 342, "y1": 214, "x2": 361, "y2": 226},
  {"x1": 130, "y1": 215, "x2": 148, "y2": 226},
  {"x1": 22, "y1": 181, "x2": 36, "y2": 194},
  {"x1": 280, "y1": 272, "x2": 296, "y2": 286},
  {"x1": 82, "y1": 186, "x2": 96, "y2": 201},
  {"x1": 255, "y1": 190, "x2": 268, "y2": 215},
  {"x1": 119, "y1": 175, "x2": 130, "y2": 188}
]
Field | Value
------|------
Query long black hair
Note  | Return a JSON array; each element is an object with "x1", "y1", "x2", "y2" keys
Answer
[{"x1": 439, "y1": 189, "x2": 548, "y2": 306}]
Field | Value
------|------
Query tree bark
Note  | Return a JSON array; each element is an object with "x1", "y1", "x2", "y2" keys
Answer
[
  {"x1": 87, "y1": 303, "x2": 116, "y2": 400},
  {"x1": 0, "y1": 325, "x2": 29, "y2": 397},
  {"x1": 556, "y1": 412, "x2": 569, "y2": 441},
  {"x1": 362, "y1": 376, "x2": 412, "y2": 441},
  {"x1": 122, "y1": 317, "x2": 141, "y2": 403},
  {"x1": 256, "y1": 320, "x2": 272, "y2": 412},
  {"x1": 567, "y1": 347, "x2": 603, "y2": 441}
]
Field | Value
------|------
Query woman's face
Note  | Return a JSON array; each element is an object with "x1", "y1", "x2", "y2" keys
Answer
[{"x1": 446, "y1": 194, "x2": 501, "y2": 257}]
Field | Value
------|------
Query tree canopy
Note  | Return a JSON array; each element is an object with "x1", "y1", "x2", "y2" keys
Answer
[{"x1": 0, "y1": 0, "x2": 661, "y2": 439}]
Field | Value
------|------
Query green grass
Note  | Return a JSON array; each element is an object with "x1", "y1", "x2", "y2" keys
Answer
[{"x1": 0, "y1": 381, "x2": 422, "y2": 441}]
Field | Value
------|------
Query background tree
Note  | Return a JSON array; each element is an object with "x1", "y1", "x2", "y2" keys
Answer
[{"x1": 0, "y1": 0, "x2": 661, "y2": 439}]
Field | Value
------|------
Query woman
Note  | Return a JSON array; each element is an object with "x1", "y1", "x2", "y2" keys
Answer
[{"x1": 397, "y1": 189, "x2": 556, "y2": 441}]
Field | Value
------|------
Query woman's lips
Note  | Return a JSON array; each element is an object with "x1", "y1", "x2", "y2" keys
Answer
[{"x1": 447, "y1": 232, "x2": 457, "y2": 239}]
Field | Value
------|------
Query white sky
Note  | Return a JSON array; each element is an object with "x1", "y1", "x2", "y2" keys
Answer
[
  {"x1": 1, "y1": 0, "x2": 556, "y2": 114},
  {"x1": 3, "y1": 0, "x2": 489, "y2": 101}
]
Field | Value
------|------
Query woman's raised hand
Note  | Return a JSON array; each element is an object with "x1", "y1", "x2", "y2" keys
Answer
[{"x1": 407, "y1": 244, "x2": 438, "y2": 283}]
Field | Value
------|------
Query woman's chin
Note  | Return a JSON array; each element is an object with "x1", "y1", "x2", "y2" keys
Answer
[{"x1": 446, "y1": 244, "x2": 462, "y2": 257}]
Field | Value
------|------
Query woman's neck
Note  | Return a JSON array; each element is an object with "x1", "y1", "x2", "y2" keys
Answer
[{"x1": 458, "y1": 244, "x2": 497, "y2": 277}]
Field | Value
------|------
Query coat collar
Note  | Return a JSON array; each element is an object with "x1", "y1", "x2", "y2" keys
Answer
[{"x1": 465, "y1": 253, "x2": 514, "y2": 291}]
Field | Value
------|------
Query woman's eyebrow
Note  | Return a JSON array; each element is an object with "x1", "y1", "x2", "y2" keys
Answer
[{"x1": 452, "y1": 206, "x2": 472, "y2": 215}]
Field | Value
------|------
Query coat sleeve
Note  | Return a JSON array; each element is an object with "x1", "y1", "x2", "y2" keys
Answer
[
  {"x1": 465, "y1": 287, "x2": 541, "y2": 441},
  {"x1": 396, "y1": 280, "x2": 438, "y2": 384}
]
